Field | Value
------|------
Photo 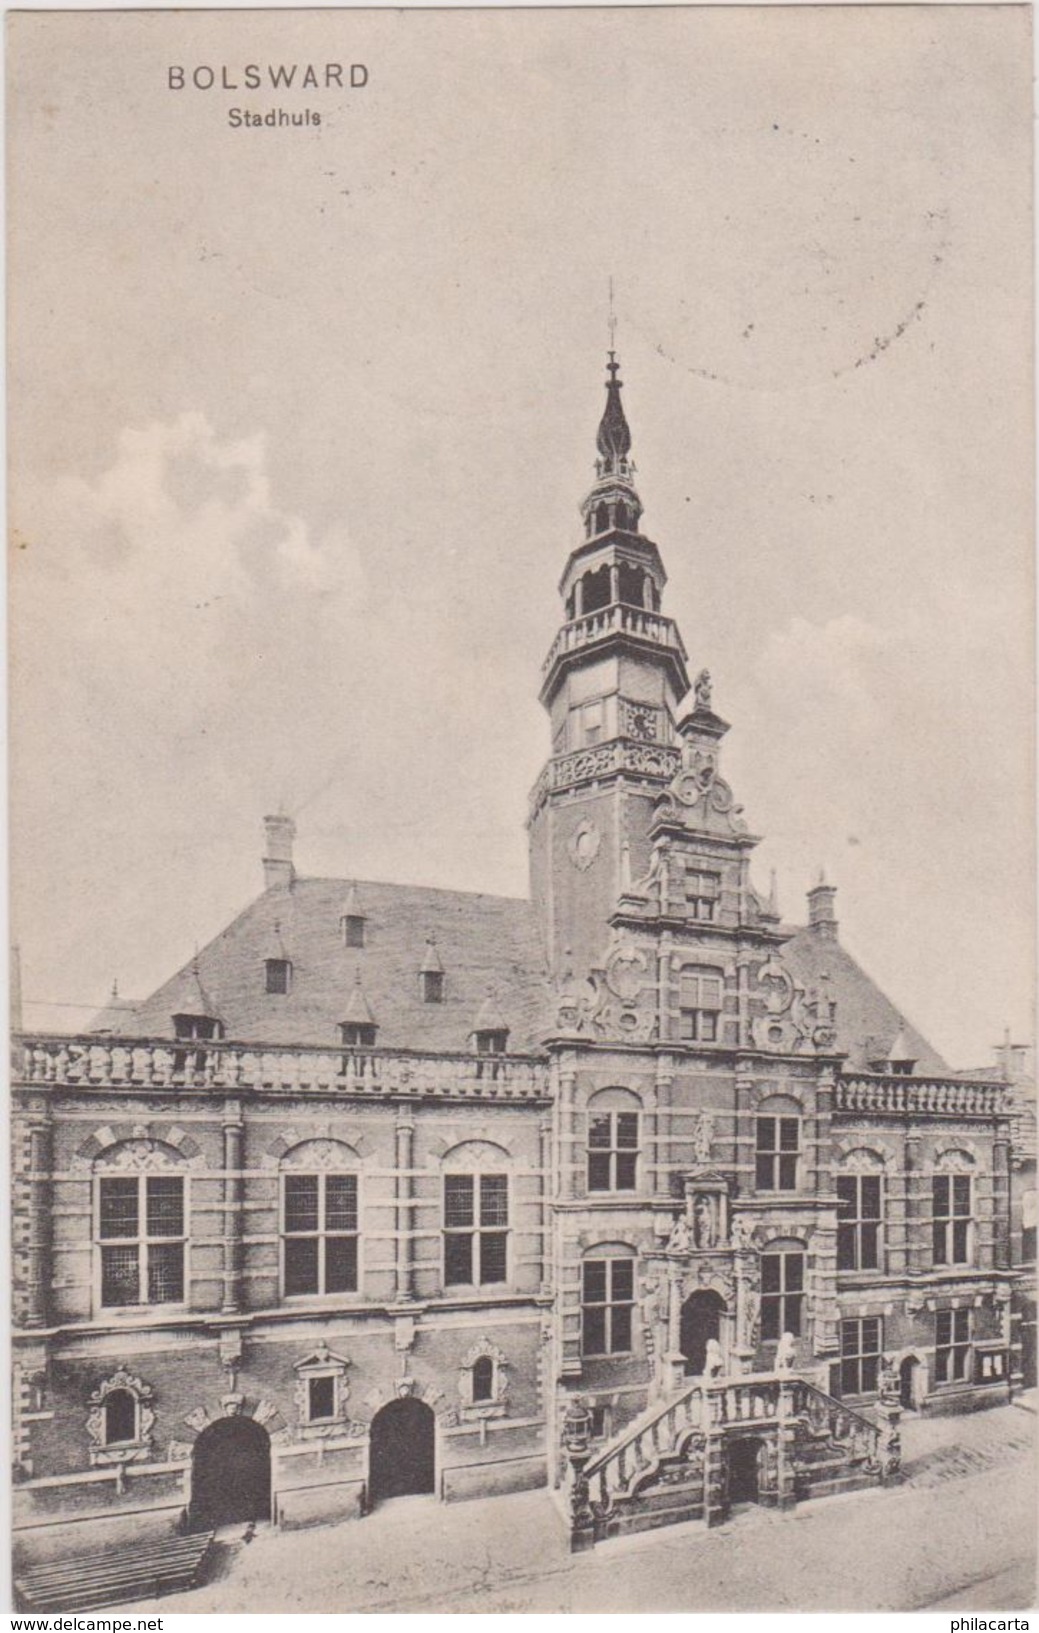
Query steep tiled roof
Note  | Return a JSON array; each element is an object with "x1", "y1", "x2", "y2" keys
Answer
[
  {"x1": 132, "y1": 877, "x2": 552, "y2": 1053},
  {"x1": 782, "y1": 926, "x2": 949, "y2": 1075}
]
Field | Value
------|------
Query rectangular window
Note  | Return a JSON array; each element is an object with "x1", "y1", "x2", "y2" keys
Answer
[
  {"x1": 932, "y1": 1175, "x2": 972, "y2": 1266},
  {"x1": 685, "y1": 868, "x2": 721, "y2": 922},
  {"x1": 98, "y1": 1174, "x2": 185, "y2": 1308},
  {"x1": 308, "y1": 1375, "x2": 336, "y2": 1422},
  {"x1": 935, "y1": 1308, "x2": 971, "y2": 1383},
  {"x1": 582, "y1": 1258, "x2": 636, "y2": 1356},
  {"x1": 760, "y1": 1249, "x2": 804, "y2": 1340},
  {"x1": 679, "y1": 968, "x2": 724, "y2": 1045},
  {"x1": 587, "y1": 1110, "x2": 638, "y2": 1193},
  {"x1": 422, "y1": 970, "x2": 445, "y2": 1004},
  {"x1": 265, "y1": 958, "x2": 291, "y2": 995},
  {"x1": 840, "y1": 1317, "x2": 883, "y2": 1396},
  {"x1": 283, "y1": 1172, "x2": 358, "y2": 1296},
  {"x1": 443, "y1": 1174, "x2": 508, "y2": 1287},
  {"x1": 756, "y1": 1118, "x2": 800, "y2": 1192},
  {"x1": 837, "y1": 1174, "x2": 883, "y2": 1270}
]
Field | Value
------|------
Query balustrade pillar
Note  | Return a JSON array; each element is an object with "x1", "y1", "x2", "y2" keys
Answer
[
  {"x1": 221, "y1": 1106, "x2": 244, "y2": 1314},
  {"x1": 395, "y1": 1119, "x2": 415, "y2": 1301},
  {"x1": 25, "y1": 1118, "x2": 53, "y2": 1329}
]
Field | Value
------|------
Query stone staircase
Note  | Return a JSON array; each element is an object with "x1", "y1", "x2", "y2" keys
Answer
[{"x1": 565, "y1": 1372, "x2": 898, "y2": 1549}]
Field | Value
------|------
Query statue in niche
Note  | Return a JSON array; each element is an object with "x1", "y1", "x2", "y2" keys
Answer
[
  {"x1": 693, "y1": 1194, "x2": 717, "y2": 1249},
  {"x1": 730, "y1": 1214, "x2": 755, "y2": 1250},
  {"x1": 666, "y1": 1214, "x2": 691, "y2": 1252}
]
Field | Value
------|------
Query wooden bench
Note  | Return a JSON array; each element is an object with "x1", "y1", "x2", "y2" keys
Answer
[{"x1": 15, "y1": 1530, "x2": 215, "y2": 1612}]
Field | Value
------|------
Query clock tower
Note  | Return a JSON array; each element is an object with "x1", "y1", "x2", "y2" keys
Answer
[{"x1": 529, "y1": 353, "x2": 693, "y2": 980}]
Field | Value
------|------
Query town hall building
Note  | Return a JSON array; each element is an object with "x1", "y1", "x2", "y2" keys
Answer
[{"x1": 12, "y1": 357, "x2": 1034, "y2": 1559}]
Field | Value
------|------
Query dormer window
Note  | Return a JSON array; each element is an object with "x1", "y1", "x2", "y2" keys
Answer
[
  {"x1": 341, "y1": 1021, "x2": 377, "y2": 1048},
  {"x1": 266, "y1": 958, "x2": 292, "y2": 995},
  {"x1": 173, "y1": 1015, "x2": 222, "y2": 1042},
  {"x1": 422, "y1": 970, "x2": 444, "y2": 1004},
  {"x1": 474, "y1": 1029, "x2": 508, "y2": 1056},
  {"x1": 343, "y1": 915, "x2": 365, "y2": 949}
]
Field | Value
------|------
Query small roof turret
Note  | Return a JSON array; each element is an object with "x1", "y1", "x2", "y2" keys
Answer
[
  {"x1": 89, "y1": 979, "x2": 140, "y2": 1036},
  {"x1": 471, "y1": 990, "x2": 509, "y2": 1038},
  {"x1": 341, "y1": 970, "x2": 377, "y2": 1028},
  {"x1": 171, "y1": 958, "x2": 223, "y2": 1025},
  {"x1": 420, "y1": 936, "x2": 444, "y2": 975}
]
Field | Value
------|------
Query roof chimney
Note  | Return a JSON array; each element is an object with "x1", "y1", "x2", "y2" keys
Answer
[
  {"x1": 807, "y1": 870, "x2": 838, "y2": 940},
  {"x1": 263, "y1": 813, "x2": 296, "y2": 891}
]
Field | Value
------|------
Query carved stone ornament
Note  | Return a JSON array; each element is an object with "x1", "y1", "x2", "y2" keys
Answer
[
  {"x1": 568, "y1": 819, "x2": 602, "y2": 872},
  {"x1": 553, "y1": 933, "x2": 657, "y2": 1043},
  {"x1": 457, "y1": 1338, "x2": 509, "y2": 1420},
  {"x1": 293, "y1": 1343, "x2": 351, "y2": 1439},
  {"x1": 692, "y1": 1111, "x2": 714, "y2": 1164},
  {"x1": 86, "y1": 1368, "x2": 156, "y2": 1466}
]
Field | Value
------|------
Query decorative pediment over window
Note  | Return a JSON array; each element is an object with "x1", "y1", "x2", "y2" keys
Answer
[
  {"x1": 458, "y1": 1338, "x2": 509, "y2": 1420},
  {"x1": 86, "y1": 1368, "x2": 155, "y2": 1466},
  {"x1": 293, "y1": 1342, "x2": 351, "y2": 1438},
  {"x1": 935, "y1": 1148, "x2": 977, "y2": 1173}
]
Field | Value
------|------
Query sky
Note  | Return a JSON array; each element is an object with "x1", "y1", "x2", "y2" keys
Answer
[{"x1": 8, "y1": 5, "x2": 1034, "y2": 1067}]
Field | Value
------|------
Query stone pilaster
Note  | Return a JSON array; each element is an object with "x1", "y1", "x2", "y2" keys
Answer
[
  {"x1": 25, "y1": 1117, "x2": 54, "y2": 1329},
  {"x1": 221, "y1": 1102, "x2": 244, "y2": 1314},
  {"x1": 395, "y1": 1118, "x2": 415, "y2": 1300}
]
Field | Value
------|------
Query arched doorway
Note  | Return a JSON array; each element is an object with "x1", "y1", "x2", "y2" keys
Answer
[
  {"x1": 190, "y1": 1415, "x2": 271, "y2": 1529},
  {"x1": 368, "y1": 1397, "x2": 436, "y2": 1506},
  {"x1": 680, "y1": 1289, "x2": 726, "y2": 1376}
]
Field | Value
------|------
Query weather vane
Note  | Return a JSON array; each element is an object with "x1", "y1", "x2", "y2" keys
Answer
[{"x1": 607, "y1": 276, "x2": 618, "y2": 352}]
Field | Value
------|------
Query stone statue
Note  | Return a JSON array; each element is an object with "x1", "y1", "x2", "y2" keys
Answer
[
  {"x1": 692, "y1": 1111, "x2": 714, "y2": 1164},
  {"x1": 666, "y1": 1214, "x2": 691, "y2": 1252},
  {"x1": 775, "y1": 1332, "x2": 797, "y2": 1372},
  {"x1": 694, "y1": 669, "x2": 713, "y2": 711},
  {"x1": 730, "y1": 1214, "x2": 754, "y2": 1250},
  {"x1": 693, "y1": 1195, "x2": 716, "y2": 1249},
  {"x1": 704, "y1": 1339, "x2": 724, "y2": 1378}
]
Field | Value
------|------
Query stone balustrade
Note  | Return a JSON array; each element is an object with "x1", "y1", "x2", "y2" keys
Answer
[
  {"x1": 541, "y1": 602, "x2": 687, "y2": 679},
  {"x1": 12, "y1": 1034, "x2": 550, "y2": 1102},
  {"x1": 835, "y1": 1072, "x2": 1011, "y2": 1118}
]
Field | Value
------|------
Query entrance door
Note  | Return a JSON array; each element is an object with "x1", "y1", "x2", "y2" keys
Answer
[
  {"x1": 190, "y1": 1415, "x2": 271, "y2": 1529},
  {"x1": 368, "y1": 1397, "x2": 436, "y2": 1506},
  {"x1": 680, "y1": 1289, "x2": 725, "y2": 1376},
  {"x1": 900, "y1": 1357, "x2": 920, "y2": 1411},
  {"x1": 728, "y1": 1436, "x2": 762, "y2": 1505}
]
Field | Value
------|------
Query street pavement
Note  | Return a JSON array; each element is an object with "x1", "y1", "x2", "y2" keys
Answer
[{"x1": 125, "y1": 1398, "x2": 1037, "y2": 1615}]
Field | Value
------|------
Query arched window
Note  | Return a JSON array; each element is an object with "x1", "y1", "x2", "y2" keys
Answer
[
  {"x1": 932, "y1": 1151, "x2": 975, "y2": 1267},
  {"x1": 587, "y1": 1088, "x2": 640, "y2": 1194},
  {"x1": 281, "y1": 1140, "x2": 360, "y2": 1297},
  {"x1": 472, "y1": 1356, "x2": 495, "y2": 1402},
  {"x1": 594, "y1": 502, "x2": 609, "y2": 535},
  {"x1": 755, "y1": 1095, "x2": 802, "y2": 1193},
  {"x1": 760, "y1": 1238, "x2": 806, "y2": 1339},
  {"x1": 103, "y1": 1388, "x2": 137, "y2": 1445},
  {"x1": 837, "y1": 1149, "x2": 885, "y2": 1271},
  {"x1": 582, "y1": 1243, "x2": 637, "y2": 1357},
  {"x1": 94, "y1": 1141, "x2": 187, "y2": 1310},
  {"x1": 442, "y1": 1142, "x2": 511, "y2": 1289}
]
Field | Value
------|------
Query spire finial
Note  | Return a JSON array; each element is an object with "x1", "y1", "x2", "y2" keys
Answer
[{"x1": 608, "y1": 276, "x2": 617, "y2": 352}]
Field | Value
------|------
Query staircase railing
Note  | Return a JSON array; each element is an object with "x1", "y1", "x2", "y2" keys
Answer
[
  {"x1": 582, "y1": 1379, "x2": 708, "y2": 1516},
  {"x1": 788, "y1": 1377, "x2": 882, "y2": 1466}
]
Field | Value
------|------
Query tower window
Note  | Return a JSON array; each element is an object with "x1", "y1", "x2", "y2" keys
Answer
[
  {"x1": 679, "y1": 967, "x2": 724, "y2": 1043},
  {"x1": 760, "y1": 1248, "x2": 804, "y2": 1340},
  {"x1": 266, "y1": 958, "x2": 292, "y2": 995},
  {"x1": 685, "y1": 869, "x2": 720, "y2": 922},
  {"x1": 581, "y1": 701, "x2": 604, "y2": 745},
  {"x1": 756, "y1": 1117, "x2": 800, "y2": 1191},
  {"x1": 422, "y1": 970, "x2": 444, "y2": 1004},
  {"x1": 587, "y1": 1110, "x2": 639, "y2": 1192},
  {"x1": 343, "y1": 915, "x2": 365, "y2": 948}
]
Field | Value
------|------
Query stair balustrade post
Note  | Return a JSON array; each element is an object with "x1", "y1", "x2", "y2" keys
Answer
[
  {"x1": 876, "y1": 1362, "x2": 903, "y2": 1485},
  {"x1": 562, "y1": 1396, "x2": 596, "y2": 1552},
  {"x1": 774, "y1": 1378, "x2": 799, "y2": 1511},
  {"x1": 702, "y1": 1391, "x2": 727, "y2": 1527}
]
